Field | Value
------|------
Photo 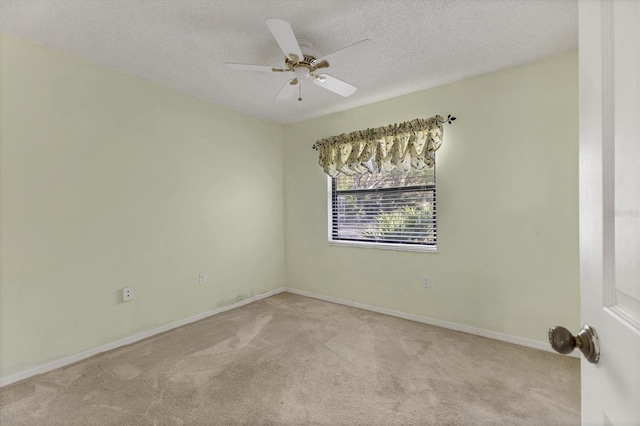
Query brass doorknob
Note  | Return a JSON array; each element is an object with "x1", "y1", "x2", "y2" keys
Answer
[{"x1": 548, "y1": 325, "x2": 600, "y2": 363}]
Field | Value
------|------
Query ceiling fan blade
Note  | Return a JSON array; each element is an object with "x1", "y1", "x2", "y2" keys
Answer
[
  {"x1": 276, "y1": 78, "x2": 299, "y2": 100},
  {"x1": 224, "y1": 63, "x2": 287, "y2": 72},
  {"x1": 265, "y1": 18, "x2": 304, "y2": 61},
  {"x1": 315, "y1": 39, "x2": 374, "y2": 68},
  {"x1": 313, "y1": 74, "x2": 357, "y2": 97}
]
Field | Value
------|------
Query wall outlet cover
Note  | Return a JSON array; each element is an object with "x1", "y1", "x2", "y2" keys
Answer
[
  {"x1": 122, "y1": 287, "x2": 134, "y2": 302},
  {"x1": 199, "y1": 274, "x2": 207, "y2": 285}
]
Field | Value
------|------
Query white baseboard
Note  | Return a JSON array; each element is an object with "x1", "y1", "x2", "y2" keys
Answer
[
  {"x1": 0, "y1": 287, "x2": 287, "y2": 388},
  {"x1": 283, "y1": 287, "x2": 577, "y2": 358},
  {"x1": 1, "y1": 286, "x2": 575, "y2": 387}
]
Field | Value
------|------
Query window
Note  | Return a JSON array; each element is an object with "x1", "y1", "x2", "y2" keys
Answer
[
  {"x1": 314, "y1": 115, "x2": 450, "y2": 251},
  {"x1": 328, "y1": 163, "x2": 436, "y2": 251}
]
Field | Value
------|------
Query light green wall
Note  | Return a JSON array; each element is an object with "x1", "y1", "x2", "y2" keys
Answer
[
  {"x1": 0, "y1": 33, "x2": 284, "y2": 377},
  {"x1": 0, "y1": 31, "x2": 579, "y2": 379},
  {"x1": 283, "y1": 52, "x2": 579, "y2": 343}
]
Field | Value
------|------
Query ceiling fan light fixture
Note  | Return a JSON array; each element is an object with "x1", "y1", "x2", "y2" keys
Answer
[{"x1": 226, "y1": 18, "x2": 373, "y2": 100}]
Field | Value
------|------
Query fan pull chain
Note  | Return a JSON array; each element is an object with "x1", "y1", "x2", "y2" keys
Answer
[{"x1": 298, "y1": 83, "x2": 302, "y2": 102}]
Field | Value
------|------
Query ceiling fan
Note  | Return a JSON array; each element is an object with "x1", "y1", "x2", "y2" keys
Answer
[{"x1": 225, "y1": 19, "x2": 374, "y2": 101}]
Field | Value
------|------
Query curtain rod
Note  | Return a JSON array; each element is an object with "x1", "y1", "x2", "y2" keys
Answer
[{"x1": 311, "y1": 114, "x2": 457, "y2": 150}]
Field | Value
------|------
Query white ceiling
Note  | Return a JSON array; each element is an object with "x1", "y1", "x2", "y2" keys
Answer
[{"x1": 0, "y1": 0, "x2": 578, "y2": 124}]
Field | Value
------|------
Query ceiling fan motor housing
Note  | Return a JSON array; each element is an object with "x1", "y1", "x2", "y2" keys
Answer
[{"x1": 284, "y1": 38, "x2": 327, "y2": 73}]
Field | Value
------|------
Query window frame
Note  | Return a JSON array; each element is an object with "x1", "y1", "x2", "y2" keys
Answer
[{"x1": 326, "y1": 170, "x2": 437, "y2": 253}]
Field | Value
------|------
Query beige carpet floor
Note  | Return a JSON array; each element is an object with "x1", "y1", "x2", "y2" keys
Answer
[{"x1": 0, "y1": 293, "x2": 580, "y2": 425}]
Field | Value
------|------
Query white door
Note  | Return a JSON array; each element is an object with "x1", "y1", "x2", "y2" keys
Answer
[{"x1": 579, "y1": 1, "x2": 640, "y2": 425}]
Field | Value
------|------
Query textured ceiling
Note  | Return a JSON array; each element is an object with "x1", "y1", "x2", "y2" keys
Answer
[{"x1": 0, "y1": 0, "x2": 578, "y2": 124}]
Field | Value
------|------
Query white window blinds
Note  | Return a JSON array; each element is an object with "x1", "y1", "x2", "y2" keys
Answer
[{"x1": 330, "y1": 166, "x2": 436, "y2": 246}]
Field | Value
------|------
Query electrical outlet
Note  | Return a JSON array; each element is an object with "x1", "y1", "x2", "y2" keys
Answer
[
  {"x1": 422, "y1": 276, "x2": 431, "y2": 288},
  {"x1": 122, "y1": 287, "x2": 134, "y2": 302},
  {"x1": 199, "y1": 274, "x2": 207, "y2": 285}
]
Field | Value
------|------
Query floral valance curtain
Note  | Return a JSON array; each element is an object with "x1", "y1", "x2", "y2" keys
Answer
[{"x1": 313, "y1": 115, "x2": 447, "y2": 178}]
